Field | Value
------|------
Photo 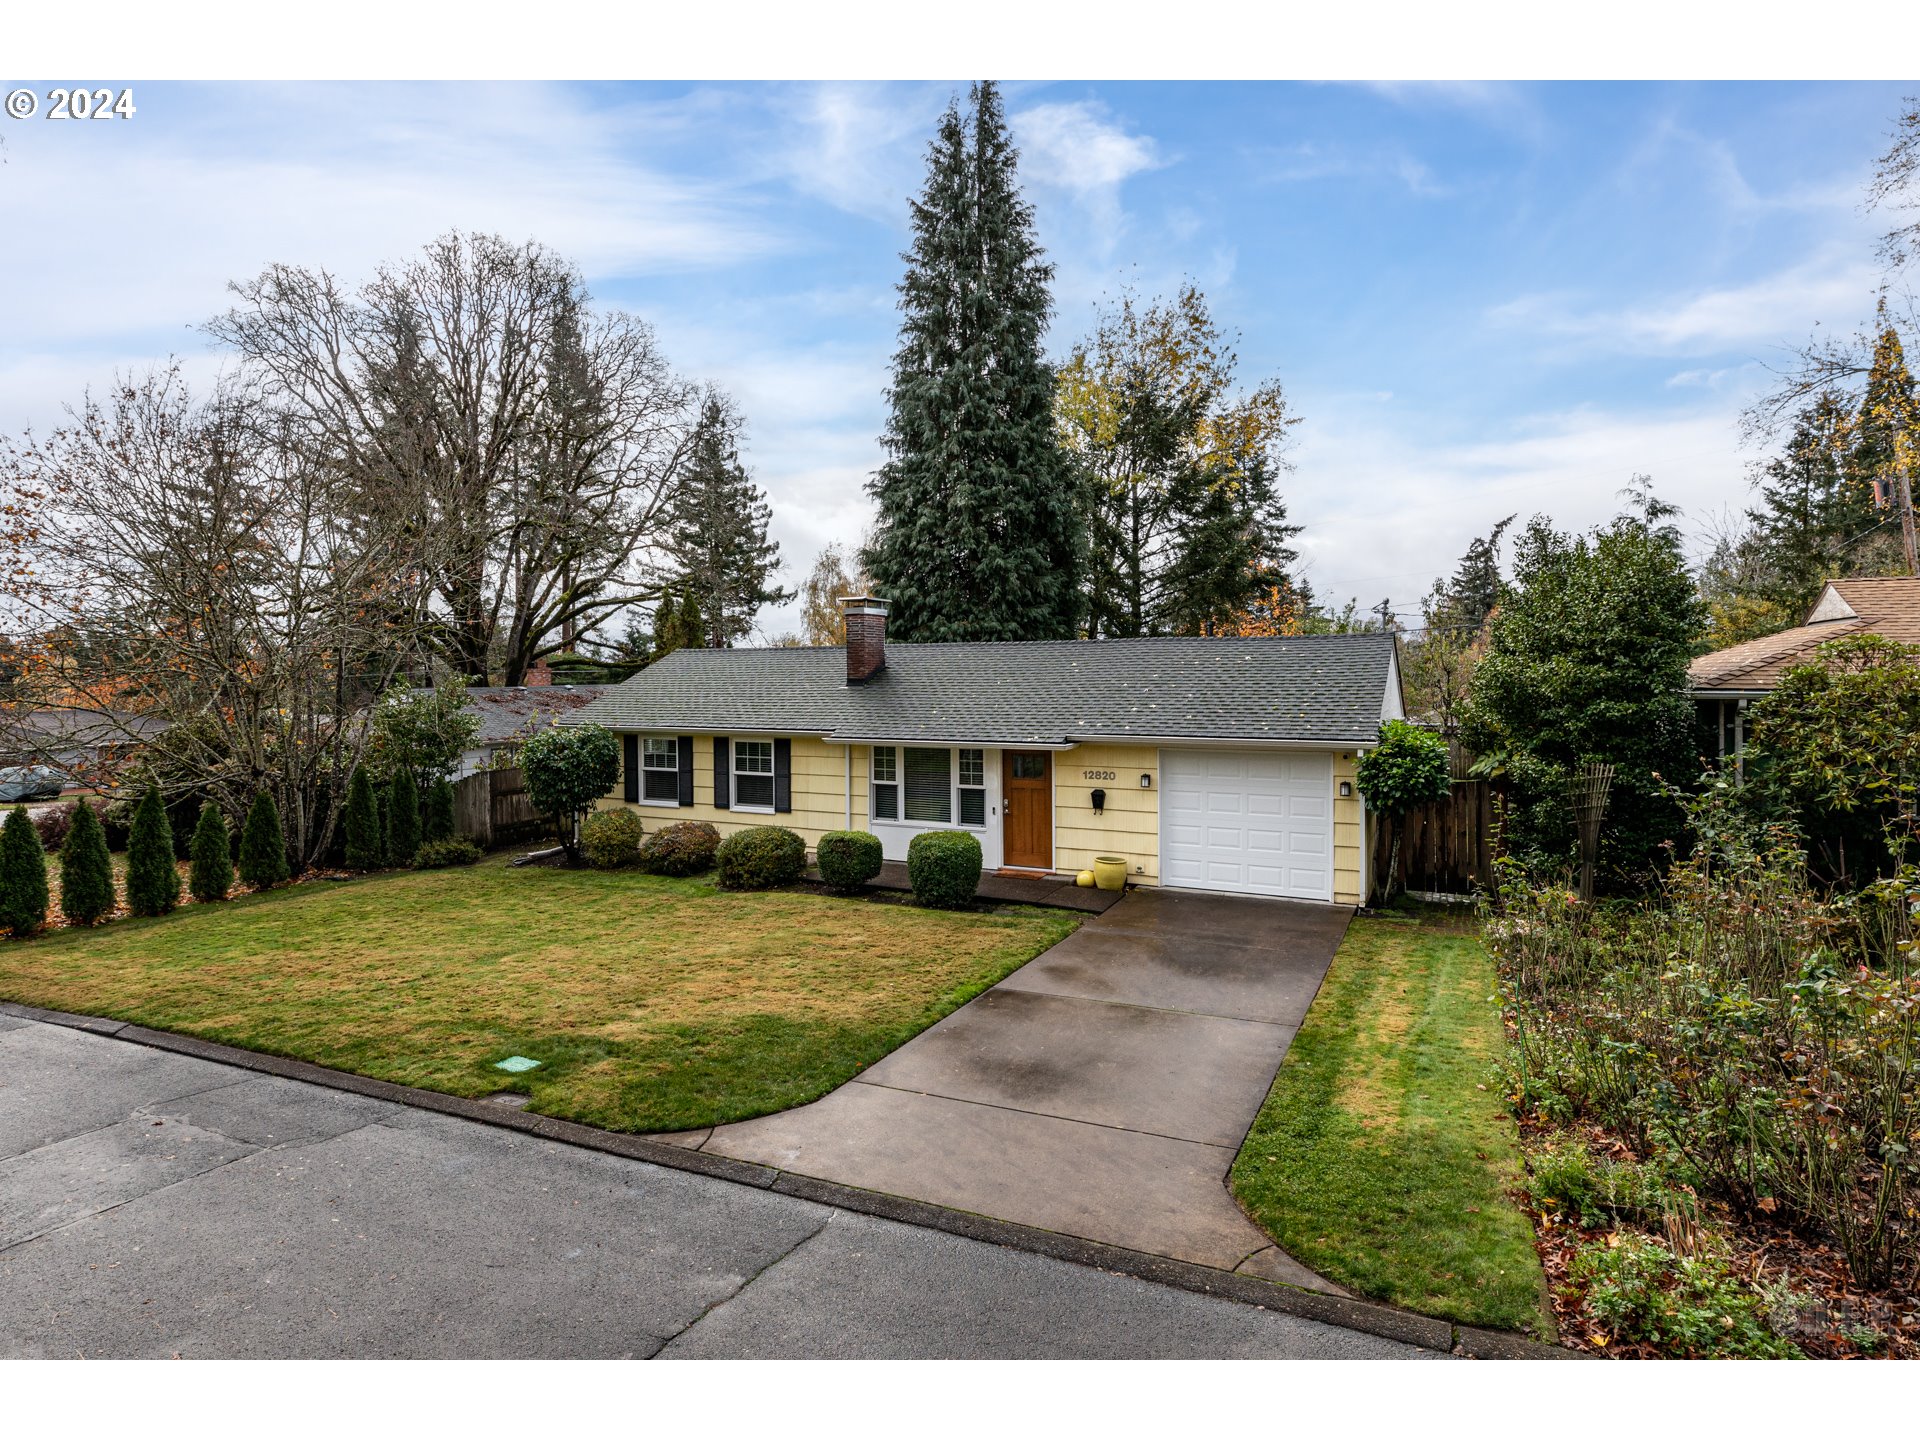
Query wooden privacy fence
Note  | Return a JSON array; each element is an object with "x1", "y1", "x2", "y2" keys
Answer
[
  {"x1": 452, "y1": 766, "x2": 544, "y2": 848},
  {"x1": 1369, "y1": 740, "x2": 1503, "y2": 897}
]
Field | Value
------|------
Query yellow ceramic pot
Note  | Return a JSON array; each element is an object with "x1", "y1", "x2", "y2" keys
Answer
[{"x1": 1093, "y1": 856, "x2": 1128, "y2": 892}]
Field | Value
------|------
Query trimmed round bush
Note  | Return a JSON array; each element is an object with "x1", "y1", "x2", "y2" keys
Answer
[
  {"x1": 581, "y1": 808, "x2": 644, "y2": 869},
  {"x1": 0, "y1": 805, "x2": 50, "y2": 937},
  {"x1": 414, "y1": 836, "x2": 482, "y2": 869},
  {"x1": 714, "y1": 825, "x2": 807, "y2": 891},
  {"x1": 907, "y1": 830, "x2": 982, "y2": 909},
  {"x1": 817, "y1": 829, "x2": 884, "y2": 892},
  {"x1": 188, "y1": 801, "x2": 233, "y2": 904},
  {"x1": 57, "y1": 797, "x2": 115, "y2": 926},
  {"x1": 637, "y1": 820, "x2": 720, "y2": 877}
]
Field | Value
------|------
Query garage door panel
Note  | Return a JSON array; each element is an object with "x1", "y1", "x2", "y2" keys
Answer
[{"x1": 1162, "y1": 748, "x2": 1333, "y2": 901}]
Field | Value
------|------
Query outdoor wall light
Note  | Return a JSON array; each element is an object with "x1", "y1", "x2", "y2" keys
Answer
[
  {"x1": 1338, "y1": 780, "x2": 1354, "y2": 798},
  {"x1": 1139, "y1": 773, "x2": 1152, "y2": 788},
  {"x1": 1090, "y1": 787, "x2": 1107, "y2": 814}
]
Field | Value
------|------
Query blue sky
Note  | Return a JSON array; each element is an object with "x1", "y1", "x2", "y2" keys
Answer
[{"x1": 0, "y1": 79, "x2": 1908, "y2": 634}]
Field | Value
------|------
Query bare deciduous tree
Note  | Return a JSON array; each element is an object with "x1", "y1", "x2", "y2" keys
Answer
[{"x1": 206, "y1": 231, "x2": 699, "y2": 683}]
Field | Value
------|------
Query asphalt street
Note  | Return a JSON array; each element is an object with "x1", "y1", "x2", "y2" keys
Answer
[{"x1": 0, "y1": 1015, "x2": 1438, "y2": 1359}]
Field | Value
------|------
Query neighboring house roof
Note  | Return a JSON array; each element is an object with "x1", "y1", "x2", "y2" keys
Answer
[
  {"x1": 568, "y1": 634, "x2": 1400, "y2": 746},
  {"x1": 0, "y1": 707, "x2": 170, "y2": 766},
  {"x1": 1689, "y1": 576, "x2": 1920, "y2": 694},
  {"x1": 447, "y1": 685, "x2": 609, "y2": 747}
]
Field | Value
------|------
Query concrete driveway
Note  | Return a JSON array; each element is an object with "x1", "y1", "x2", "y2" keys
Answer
[
  {"x1": 0, "y1": 1013, "x2": 1431, "y2": 1359},
  {"x1": 699, "y1": 888, "x2": 1350, "y2": 1285}
]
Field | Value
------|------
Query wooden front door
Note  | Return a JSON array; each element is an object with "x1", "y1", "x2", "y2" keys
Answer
[{"x1": 1002, "y1": 751, "x2": 1053, "y2": 870}]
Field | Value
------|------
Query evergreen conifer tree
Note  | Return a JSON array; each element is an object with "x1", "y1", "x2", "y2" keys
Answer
[
  {"x1": 188, "y1": 801, "x2": 233, "y2": 904},
  {"x1": 663, "y1": 397, "x2": 793, "y2": 646},
  {"x1": 1155, "y1": 449, "x2": 1302, "y2": 634},
  {"x1": 126, "y1": 785, "x2": 180, "y2": 917},
  {"x1": 58, "y1": 800, "x2": 115, "y2": 926},
  {"x1": 343, "y1": 768, "x2": 381, "y2": 870},
  {"x1": 863, "y1": 81, "x2": 1082, "y2": 641},
  {"x1": 0, "y1": 805, "x2": 50, "y2": 936},
  {"x1": 424, "y1": 777, "x2": 456, "y2": 844},
  {"x1": 387, "y1": 771, "x2": 421, "y2": 866},
  {"x1": 239, "y1": 791, "x2": 291, "y2": 889}
]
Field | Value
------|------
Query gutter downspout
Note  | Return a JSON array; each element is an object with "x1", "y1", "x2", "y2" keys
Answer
[{"x1": 845, "y1": 744, "x2": 852, "y2": 830}]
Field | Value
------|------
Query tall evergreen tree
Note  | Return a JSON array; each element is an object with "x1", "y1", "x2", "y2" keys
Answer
[
  {"x1": 1155, "y1": 448, "x2": 1302, "y2": 634},
  {"x1": 663, "y1": 396, "x2": 792, "y2": 647},
  {"x1": 1854, "y1": 305, "x2": 1920, "y2": 572},
  {"x1": 387, "y1": 771, "x2": 421, "y2": 866},
  {"x1": 424, "y1": 776, "x2": 456, "y2": 844},
  {"x1": 58, "y1": 800, "x2": 115, "y2": 925},
  {"x1": 863, "y1": 82, "x2": 1082, "y2": 641},
  {"x1": 239, "y1": 791, "x2": 291, "y2": 889},
  {"x1": 125, "y1": 785, "x2": 181, "y2": 917},
  {"x1": 343, "y1": 768, "x2": 381, "y2": 870},
  {"x1": 0, "y1": 805, "x2": 50, "y2": 936},
  {"x1": 188, "y1": 801, "x2": 233, "y2": 903}
]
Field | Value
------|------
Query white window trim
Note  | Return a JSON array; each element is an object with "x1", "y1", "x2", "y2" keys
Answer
[
  {"x1": 870, "y1": 744, "x2": 989, "y2": 832},
  {"x1": 730, "y1": 736, "x2": 777, "y2": 815},
  {"x1": 639, "y1": 735, "x2": 681, "y2": 807}
]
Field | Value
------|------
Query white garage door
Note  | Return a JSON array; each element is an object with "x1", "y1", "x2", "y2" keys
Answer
[{"x1": 1162, "y1": 749, "x2": 1334, "y2": 901}]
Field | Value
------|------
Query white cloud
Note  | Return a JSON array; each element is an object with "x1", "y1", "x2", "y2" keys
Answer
[
  {"x1": 1285, "y1": 390, "x2": 1755, "y2": 620},
  {"x1": 1486, "y1": 249, "x2": 1884, "y2": 357},
  {"x1": 1254, "y1": 140, "x2": 1448, "y2": 197},
  {"x1": 1013, "y1": 100, "x2": 1165, "y2": 197},
  {"x1": 769, "y1": 82, "x2": 948, "y2": 223}
]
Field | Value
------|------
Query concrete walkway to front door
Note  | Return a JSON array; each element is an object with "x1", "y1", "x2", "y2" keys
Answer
[{"x1": 692, "y1": 888, "x2": 1351, "y2": 1287}]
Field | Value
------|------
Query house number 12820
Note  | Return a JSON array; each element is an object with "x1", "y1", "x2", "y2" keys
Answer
[{"x1": 1082, "y1": 769, "x2": 1116, "y2": 781}]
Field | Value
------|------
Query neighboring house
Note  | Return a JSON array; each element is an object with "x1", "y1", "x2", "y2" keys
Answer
[
  {"x1": 448, "y1": 684, "x2": 608, "y2": 778},
  {"x1": 1688, "y1": 577, "x2": 1920, "y2": 761},
  {"x1": 0, "y1": 707, "x2": 170, "y2": 785},
  {"x1": 569, "y1": 596, "x2": 1404, "y2": 904}
]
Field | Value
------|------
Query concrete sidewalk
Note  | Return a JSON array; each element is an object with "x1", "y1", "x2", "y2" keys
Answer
[
  {"x1": 0, "y1": 1014, "x2": 1432, "y2": 1359},
  {"x1": 698, "y1": 888, "x2": 1350, "y2": 1286}
]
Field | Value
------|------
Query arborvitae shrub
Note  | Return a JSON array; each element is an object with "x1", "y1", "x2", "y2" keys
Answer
[
  {"x1": 238, "y1": 791, "x2": 290, "y2": 890},
  {"x1": 817, "y1": 830, "x2": 884, "y2": 892},
  {"x1": 387, "y1": 771, "x2": 421, "y2": 867},
  {"x1": 188, "y1": 801, "x2": 233, "y2": 904},
  {"x1": 376, "y1": 786, "x2": 391, "y2": 865},
  {"x1": 424, "y1": 777, "x2": 456, "y2": 844},
  {"x1": 343, "y1": 769, "x2": 381, "y2": 870},
  {"x1": 907, "y1": 830, "x2": 982, "y2": 909},
  {"x1": 57, "y1": 797, "x2": 115, "y2": 926},
  {"x1": 125, "y1": 785, "x2": 181, "y2": 917},
  {"x1": 0, "y1": 805, "x2": 50, "y2": 936}
]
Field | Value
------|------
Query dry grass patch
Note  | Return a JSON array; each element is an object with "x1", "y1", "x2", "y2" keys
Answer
[{"x1": 0, "y1": 857, "x2": 1078, "y2": 1131}]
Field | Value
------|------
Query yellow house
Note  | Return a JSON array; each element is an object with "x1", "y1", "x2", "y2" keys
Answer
[{"x1": 571, "y1": 598, "x2": 1403, "y2": 906}]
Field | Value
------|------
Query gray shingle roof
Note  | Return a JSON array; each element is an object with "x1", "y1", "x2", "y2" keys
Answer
[
  {"x1": 431, "y1": 685, "x2": 610, "y2": 746},
  {"x1": 566, "y1": 634, "x2": 1397, "y2": 746}
]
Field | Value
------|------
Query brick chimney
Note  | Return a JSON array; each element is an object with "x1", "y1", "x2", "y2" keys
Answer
[
  {"x1": 841, "y1": 595, "x2": 890, "y2": 685},
  {"x1": 524, "y1": 657, "x2": 553, "y2": 687}
]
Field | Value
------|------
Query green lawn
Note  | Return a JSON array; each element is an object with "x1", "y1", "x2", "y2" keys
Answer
[
  {"x1": 1, "y1": 858, "x2": 1078, "y2": 1133},
  {"x1": 1229, "y1": 907, "x2": 1552, "y2": 1335}
]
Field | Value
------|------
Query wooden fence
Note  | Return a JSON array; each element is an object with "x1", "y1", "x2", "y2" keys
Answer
[
  {"x1": 452, "y1": 766, "x2": 544, "y2": 848},
  {"x1": 1368, "y1": 739, "x2": 1503, "y2": 897}
]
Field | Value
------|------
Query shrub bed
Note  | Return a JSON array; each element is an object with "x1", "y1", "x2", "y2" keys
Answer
[
  {"x1": 907, "y1": 830, "x2": 981, "y2": 909},
  {"x1": 414, "y1": 836, "x2": 482, "y2": 869},
  {"x1": 638, "y1": 820, "x2": 720, "y2": 877},
  {"x1": 715, "y1": 825, "x2": 807, "y2": 891},
  {"x1": 816, "y1": 829, "x2": 884, "y2": 892},
  {"x1": 581, "y1": 808, "x2": 644, "y2": 870}
]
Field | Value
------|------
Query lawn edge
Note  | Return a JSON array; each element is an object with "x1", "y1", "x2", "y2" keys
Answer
[{"x1": 2, "y1": 998, "x2": 1577, "y2": 1360}]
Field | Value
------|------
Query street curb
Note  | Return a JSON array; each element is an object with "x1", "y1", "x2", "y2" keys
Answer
[{"x1": 2, "y1": 999, "x2": 1577, "y2": 1360}]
